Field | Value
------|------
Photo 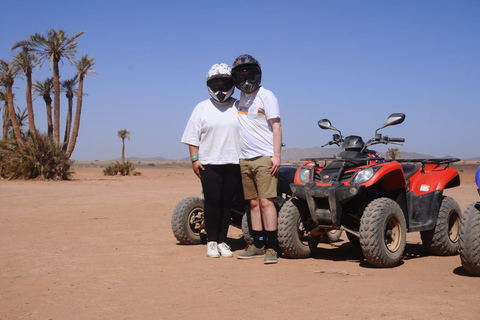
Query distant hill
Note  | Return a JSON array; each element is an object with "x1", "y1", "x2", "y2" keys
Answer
[
  {"x1": 109, "y1": 149, "x2": 479, "y2": 162},
  {"x1": 110, "y1": 156, "x2": 171, "y2": 162}
]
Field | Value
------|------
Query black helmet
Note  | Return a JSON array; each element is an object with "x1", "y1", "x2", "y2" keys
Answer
[
  {"x1": 231, "y1": 54, "x2": 262, "y2": 93},
  {"x1": 342, "y1": 135, "x2": 364, "y2": 150}
]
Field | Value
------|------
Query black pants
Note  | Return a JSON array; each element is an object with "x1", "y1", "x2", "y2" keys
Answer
[{"x1": 200, "y1": 164, "x2": 241, "y2": 243}]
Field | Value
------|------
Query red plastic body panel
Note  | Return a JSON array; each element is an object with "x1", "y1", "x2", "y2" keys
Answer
[
  {"x1": 361, "y1": 161, "x2": 405, "y2": 190},
  {"x1": 408, "y1": 164, "x2": 460, "y2": 196},
  {"x1": 293, "y1": 160, "x2": 406, "y2": 191}
]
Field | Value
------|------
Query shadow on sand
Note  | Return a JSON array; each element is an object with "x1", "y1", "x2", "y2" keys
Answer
[{"x1": 281, "y1": 239, "x2": 446, "y2": 269}]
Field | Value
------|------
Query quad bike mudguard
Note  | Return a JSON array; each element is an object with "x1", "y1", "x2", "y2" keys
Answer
[{"x1": 406, "y1": 164, "x2": 460, "y2": 232}]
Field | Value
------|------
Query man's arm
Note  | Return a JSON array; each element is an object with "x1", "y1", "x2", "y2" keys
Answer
[{"x1": 269, "y1": 118, "x2": 282, "y2": 176}]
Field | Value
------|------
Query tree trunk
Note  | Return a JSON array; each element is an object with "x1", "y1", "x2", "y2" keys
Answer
[
  {"x1": 6, "y1": 84, "x2": 24, "y2": 149},
  {"x1": 25, "y1": 72, "x2": 36, "y2": 136},
  {"x1": 46, "y1": 104, "x2": 53, "y2": 140},
  {"x1": 67, "y1": 77, "x2": 83, "y2": 158},
  {"x1": 53, "y1": 59, "x2": 61, "y2": 146},
  {"x1": 2, "y1": 107, "x2": 9, "y2": 141},
  {"x1": 122, "y1": 139, "x2": 125, "y2": 164},
  {"x1": 62, "y1": 95, "x2": 73, "y2": 151}
]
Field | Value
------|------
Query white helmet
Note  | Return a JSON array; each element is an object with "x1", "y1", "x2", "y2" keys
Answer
[{"x1": 206, "y1": 63, "x2": 235, "y2": 102}]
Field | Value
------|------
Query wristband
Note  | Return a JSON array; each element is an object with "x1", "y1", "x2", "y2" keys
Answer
[
  {"x1": 191, "y1": 155, "x2": 199, "y2": 160},
  {"x1": 192, "y1": 158, "x2": 199, "y2": 164}
]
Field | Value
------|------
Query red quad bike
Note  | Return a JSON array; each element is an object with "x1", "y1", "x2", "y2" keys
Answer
[
  {"x1": 170, "y1": 165, "x2": 342, "y2": 245},
  {"x1": 278, "y1": 113, "x2": 462, "y2": 267},
  {"x1": 459, "y1": 166, "x2": 480, "y2": 276}
]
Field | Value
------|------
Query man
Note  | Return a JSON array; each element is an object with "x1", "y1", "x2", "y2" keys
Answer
[{"x1": 232, "y1": 54, "x2": 282, "y2": 264}]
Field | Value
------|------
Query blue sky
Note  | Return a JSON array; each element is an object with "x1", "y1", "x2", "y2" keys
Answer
[{"x1": 1, "y1": 0, "x2": 479, "y2": 160}]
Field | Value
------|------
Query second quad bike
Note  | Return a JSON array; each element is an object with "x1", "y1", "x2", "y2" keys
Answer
[
  {"x1": 278, "y1": 113, "x2": 462, "y2": 267},
  {"x1": 171, "y1": 166, "x2": 344, "y2": 245},
  {"x1": 459, "y1": 166, "x2": 480, "y2": 276},
  {"x1": 171, "y1": 166, "x2": 296, "y2": 245}
]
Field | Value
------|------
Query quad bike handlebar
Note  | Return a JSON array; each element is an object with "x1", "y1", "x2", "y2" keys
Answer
[
  {"x1": 387, "y1": 137, "x2": 405, "y2": 143},
  {"x1": 362, "y1": 135, "x2": 405, "y2": 152},
  {"x1": 319, "y1": 113, "x2": 406, "y2": 152}
]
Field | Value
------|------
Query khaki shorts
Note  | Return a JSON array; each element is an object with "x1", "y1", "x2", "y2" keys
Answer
[{"x1": 239, "y1": 156, "x2": 278, "y2": 200}]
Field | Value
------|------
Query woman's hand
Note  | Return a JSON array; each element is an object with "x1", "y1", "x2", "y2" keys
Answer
[{"x1": 192, "y1": 161, "x2": 205, "y2": 178}]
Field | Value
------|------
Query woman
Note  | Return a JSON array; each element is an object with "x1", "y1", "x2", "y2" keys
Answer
[{"x1": 181, "y1": 63, "x2": 241, "y2": 258}]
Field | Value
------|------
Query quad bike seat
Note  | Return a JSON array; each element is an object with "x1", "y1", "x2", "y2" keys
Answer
[{"x1": 401, "y1": 164, "x2": 420, "y2": 180}]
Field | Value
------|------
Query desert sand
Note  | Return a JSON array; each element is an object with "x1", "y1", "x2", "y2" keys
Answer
[{"x1": 1, "y1": 164, "x2": 480, "y2": 320}]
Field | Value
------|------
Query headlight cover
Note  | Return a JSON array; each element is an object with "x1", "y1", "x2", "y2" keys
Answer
[
  {"x1": 298, "y1": 166, "x2": 311, "y2": 184},
  {"x1": 352, "y1": 167, "x2": 379, "y2": 185}
]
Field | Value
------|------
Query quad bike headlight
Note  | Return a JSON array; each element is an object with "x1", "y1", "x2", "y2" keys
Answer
[
  {"x1": 298, "y1": 166, "x2": 311, "y2": 184},
  {"x1": 352, "y1": 167, "x2": 379, "y2": 185},
  {"x1": 295, "y1": 162, "x2": 315, "y2": 185}
]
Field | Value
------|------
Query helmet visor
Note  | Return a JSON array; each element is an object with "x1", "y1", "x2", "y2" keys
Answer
[
  {"x1": 207, "y1": 78, "x2": 234, "y2": 92},
  {"x1": 233, "y1": 69, "x2": 257, "y2": 82}
]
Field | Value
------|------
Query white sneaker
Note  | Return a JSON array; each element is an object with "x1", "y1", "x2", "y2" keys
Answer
[
  {"x1": 217, "y1": 242, "x2": 233, "y2": 258},
  {"x1": 207, "y1": 241, "x2": 220, "y2": 258}
]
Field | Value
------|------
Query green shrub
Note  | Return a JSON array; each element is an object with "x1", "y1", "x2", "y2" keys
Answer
[
  {"x1": 103, "y1": 161, "x2": 136, "y2": 176},
  {"x1": 103, "y1": 164, "x2": 118, "y2": 176},
  {"x1": 0, "y1": 132, "x2": 72, "y2": 180}
]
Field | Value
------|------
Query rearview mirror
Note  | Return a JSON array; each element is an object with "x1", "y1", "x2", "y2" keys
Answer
[
  {"x1": 378, "y1": 113, "x2": 405, "y2": 130},
  {"x1": 318, "y1": 119, "x2": 333, "y2": 130}
]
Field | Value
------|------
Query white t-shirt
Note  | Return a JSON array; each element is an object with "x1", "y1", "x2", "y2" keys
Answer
[
  {"x1": 181, "y1": 98, "x2": 240, "y2": 165},
  {"x1": 237, "y1": 86, "x2": 280, "y2": 159}
]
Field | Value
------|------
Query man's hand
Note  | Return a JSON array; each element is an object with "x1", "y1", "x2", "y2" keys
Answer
[{"x1": 270, "y1": 155, "x2": 281, "y2": 176}]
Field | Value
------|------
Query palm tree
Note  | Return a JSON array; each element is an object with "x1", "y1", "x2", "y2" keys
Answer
[
  {"x1": 12, "y1": 46, "x2": 38, "y2": 136},
  {"x1": 117, "y1": 129, "x2": 130, "y2": 164},
  {"x1": 15, "y1": 107, "x2": 29, "y2": 140},
  {"x1": 386, "y1": 147, "x2": 401, "y2": 160},
  {"x1": 33, "y1": 78, "x2": 54, "y2": 140},
  {"x1": 67, "y1": 55, "x2": 96, "y2": 158},
  {"x1": 12, "y1": 29, "x2": 84, "y2": 146},
  {"x1": 60, "y1": 77, "x2": 78, "y2": 151},
  {"x1": 0, "y1": 59, "x2": 23, "y2": 149}
]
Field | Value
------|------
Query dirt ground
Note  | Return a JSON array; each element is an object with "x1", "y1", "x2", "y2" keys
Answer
[{"x1": 1, "y1": 164, "x2": 480, "y2": 320}]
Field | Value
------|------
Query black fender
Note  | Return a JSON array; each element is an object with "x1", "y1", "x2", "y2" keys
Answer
[{"x1": 407, "y1": 190, "x2": 443, "y2": 232}]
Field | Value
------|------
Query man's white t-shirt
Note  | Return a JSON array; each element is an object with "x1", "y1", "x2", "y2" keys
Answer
[
  {"x1": 237, "y1": 86, "x2": 280, "y2": 159},
  {"x1": 181, "y1": 98, "x2": 240, "y2": 165}
]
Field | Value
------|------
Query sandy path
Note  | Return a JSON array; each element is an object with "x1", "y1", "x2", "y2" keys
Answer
[{"x1": 1, "y1": 166, "x2": 480, "y2": 320}]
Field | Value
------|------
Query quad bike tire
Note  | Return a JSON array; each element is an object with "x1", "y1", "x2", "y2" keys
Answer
[
  {"x1": 278, "y1": 198, "x2": 314, "y2": 258},
  {"x1": 171, "y1": 197, "x2": 206, "y2": 244},
  {"x1": 459, "y1": 202, "x2": 480, "y2": 276},
  {"x1": 420, "y1": 196, "x2": 461, "y2": 256},
  {"x1": 360, "y1": 197, "x2": 407, "y2": 268}
]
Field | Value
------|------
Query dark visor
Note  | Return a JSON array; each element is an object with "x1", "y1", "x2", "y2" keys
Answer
[
  {"x1": 207, "y1": 78, "x2": 233, "y2": 92},
  {"x1": 234, "y1": 69, "x2": 256, "y2": 82}
]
